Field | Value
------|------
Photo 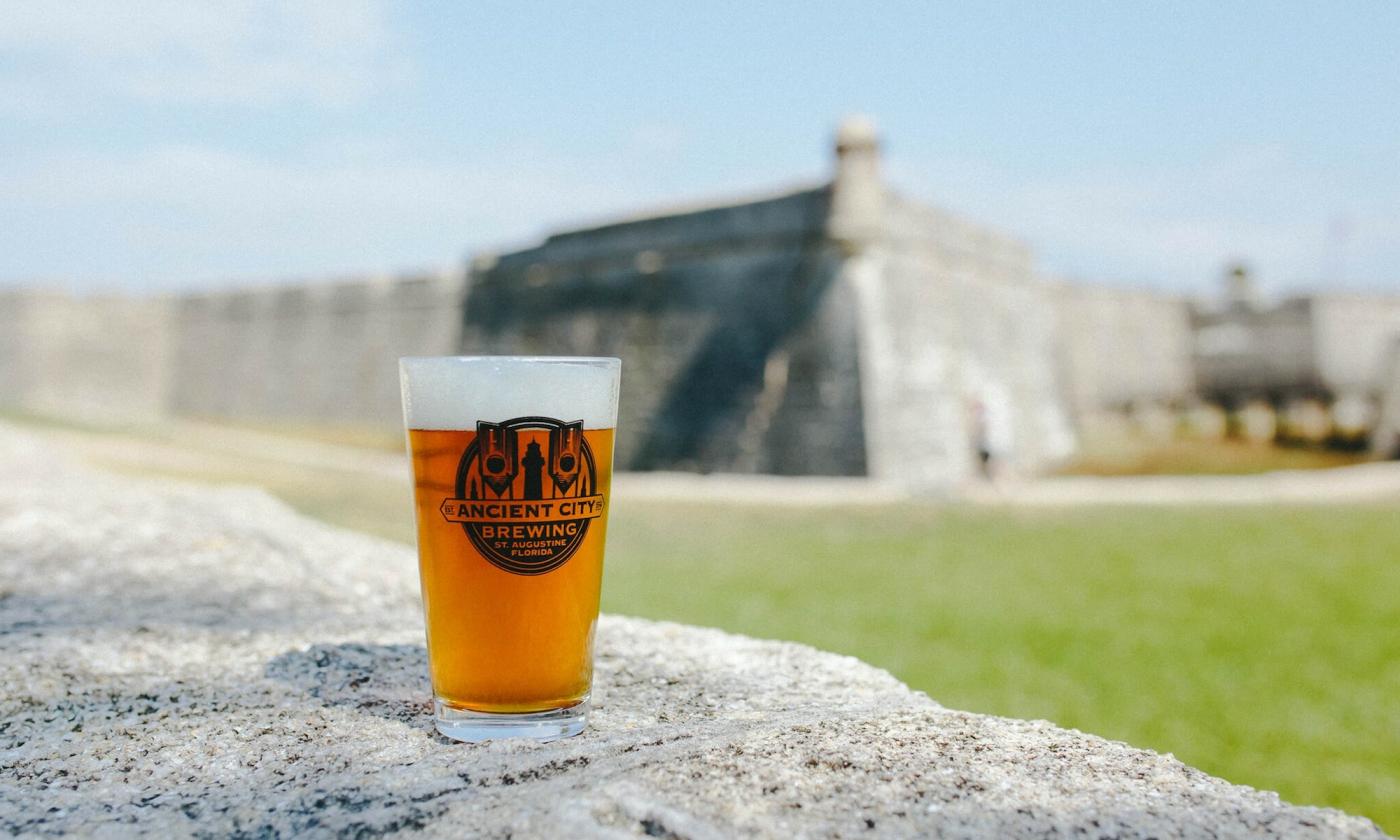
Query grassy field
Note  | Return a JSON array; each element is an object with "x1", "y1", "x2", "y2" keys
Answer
[
  {"x1": 9, "y1": 416, "x2": 1397, "y2": 831},
  {"x1": 603, "y1": 501, "x2": 1400, "y2": 832}
]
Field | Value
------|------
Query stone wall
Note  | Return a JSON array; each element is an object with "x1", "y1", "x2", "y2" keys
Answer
[
  {"x1": 0, "y1": 120, "x2": 1194, "y2": 484},
  {"x1": 462, "y1": 188, "x2": 869, "y2": 476},
  {"x1": 0, "y1": 290, "x2": 49, "y2": 414},
  {"x1": 7, "y1": 119, "x2": 1400, "y2": 473},
  {"x1": 1310, "y1": 294, "x2": 1400, "y2": 397},
  {"x1": 1192, "y1": 298, "x2": 1318, "y2": 402},
  {"x1": 1052, "y1": 281, "x2": 1195, "y2": 418},
  {"x1": 458, "y1": 121, "x2": 1077, "y2": 487},
  {"x1": 0, "y1": 135, "x2": 1111, "y2": 488},
  {"x1": 853, "y1": 194, "x2": 1073, "y2": 487},
  {"x1": 170, "y1": 271, "x2": 467, "y2": 432},
  {"x1": 0, "y1": 272, "x2": 465, "y2": 434},
  {"x1": 0, "y1": 289, "x2": 173, "y2": 423},
  {"x1": 1374, "y1": 338, "x2": 1400, "y2": 457},
  {"x1": 1189, "y1": 290, "x2": 1400, "y2": 442}
]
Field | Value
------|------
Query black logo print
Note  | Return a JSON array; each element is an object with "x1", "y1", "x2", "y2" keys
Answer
[{"x1": 440, "y1": 416, "x2": 604, "y2": 575}]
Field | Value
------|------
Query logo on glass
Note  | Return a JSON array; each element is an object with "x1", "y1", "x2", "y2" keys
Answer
[{"x1": 441, "y1": 416, "x2": 604, "y2": 575}]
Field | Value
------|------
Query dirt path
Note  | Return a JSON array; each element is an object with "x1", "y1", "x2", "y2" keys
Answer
[
  {"x1": 962, "y1": 462, "x2": 1400, "y2": 505},
  {"x1": 10, "y1": 419, "x2": 1400, "y2": 507}
]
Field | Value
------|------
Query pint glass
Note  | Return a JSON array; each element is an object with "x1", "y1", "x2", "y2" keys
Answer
[{"x1": 399, "y1": 356, "x2": 620, "y2": 741}]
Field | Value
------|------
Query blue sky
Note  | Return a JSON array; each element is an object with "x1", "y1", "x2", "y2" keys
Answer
[{"x1": 1, "y1": 1, "x2": 1397, "y2": 295}]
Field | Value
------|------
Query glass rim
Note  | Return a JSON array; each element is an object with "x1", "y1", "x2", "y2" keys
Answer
[{"x1": 399, "y1": 355, "x2": 620, "y2": 367}]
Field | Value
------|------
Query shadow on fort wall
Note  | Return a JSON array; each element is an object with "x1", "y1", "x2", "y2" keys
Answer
[{"x1": 463, "y1": 189, "x2": 867, "y2": 478}]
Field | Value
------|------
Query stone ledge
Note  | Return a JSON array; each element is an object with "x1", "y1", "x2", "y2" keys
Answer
[{"x1": 0, "y1": 427, "x2": 1387, "y2": 838}]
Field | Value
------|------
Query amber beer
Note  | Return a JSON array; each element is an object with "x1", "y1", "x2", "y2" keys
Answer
[{"x1": 399, "y1": 357, "x2": 620, "y2": 742}]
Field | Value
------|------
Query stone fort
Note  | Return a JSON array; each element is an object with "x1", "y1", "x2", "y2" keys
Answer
[{"x1": 3, "y1": 118, "x2": 1400, "y2": 486}]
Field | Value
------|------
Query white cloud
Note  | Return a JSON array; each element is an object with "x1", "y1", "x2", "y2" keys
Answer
[
  {"x1": 0, "y1": 141, "x2": 679, "y2": 289},
  {"x1": 0, "y1": 0, "x2": 405, "y2": 110},
  {"x1": 890, "y1": 146, "x2": 1400, "y2": 294}
]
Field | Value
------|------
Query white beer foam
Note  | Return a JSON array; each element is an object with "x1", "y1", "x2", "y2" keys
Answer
[{"x1": 400, "y1": 356, "x2": 620, "y2": 430}]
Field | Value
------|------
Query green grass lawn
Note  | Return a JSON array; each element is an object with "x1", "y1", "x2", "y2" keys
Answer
[
  {"x1": 601, "y1": 501, "x2": 1400, "y2": 833},
  {"x1": 10, "y1": 415, "x2": 1396, "y2": 831}
]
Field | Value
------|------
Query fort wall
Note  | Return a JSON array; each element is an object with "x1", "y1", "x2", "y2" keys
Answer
[
  {"x1": 1374, "y1": 338, "x2": 1400, "y2": 457},
  {"x1": 855, "y1": 194, "x2": 1073, "y2": 487},
  {"x1": 0, "y1": 271, "x2": 466, "y2": 434},
  {"x1": 168, "y1": 270, "x2": 467, "y2": 431},
  {"x1": 461, "y1": 188, "x2": 868, "y2": 476},
  {"x1": 1192, "y1": 298, "x2": 1317, "y2": 401},
  {"x1": 6, "y1": 121, "x2": 1397, "y2": 477},
  {"x1": 1052, "y1": 281, "x2": 1195, "y2": 419},
  {"x1": 0, "y1": 289, "x2": 173, "y2": 423},
  {"x1": 1309, "y1": 295, "x2": 1400, "y2": 396}
]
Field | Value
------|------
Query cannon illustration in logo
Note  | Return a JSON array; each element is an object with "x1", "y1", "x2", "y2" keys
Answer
[
  {"x1": 475, "y1": 421, "x2": 518, "y2": 496},
  {"x1": 549, "y1": 420, "x2": 585, "y2": 494}
]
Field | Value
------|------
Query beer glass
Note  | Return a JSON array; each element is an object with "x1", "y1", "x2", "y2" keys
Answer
[{"x1": 399, "y1": 356, "x2": 620, "y2": 741}]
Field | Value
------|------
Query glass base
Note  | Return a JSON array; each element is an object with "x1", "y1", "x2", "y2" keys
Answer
[{"x1": 434, "y1": 698, "x2": 588, "y2": 742}]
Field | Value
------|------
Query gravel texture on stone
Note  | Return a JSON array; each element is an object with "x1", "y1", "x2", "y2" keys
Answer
[{"x1": 0, "y1": 427, "x2": 1388, "y2": 839}]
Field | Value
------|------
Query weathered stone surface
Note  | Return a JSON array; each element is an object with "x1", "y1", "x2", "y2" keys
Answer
[{"x1": 0, "y1": 427, "x2": 1387, "y2": 839}]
